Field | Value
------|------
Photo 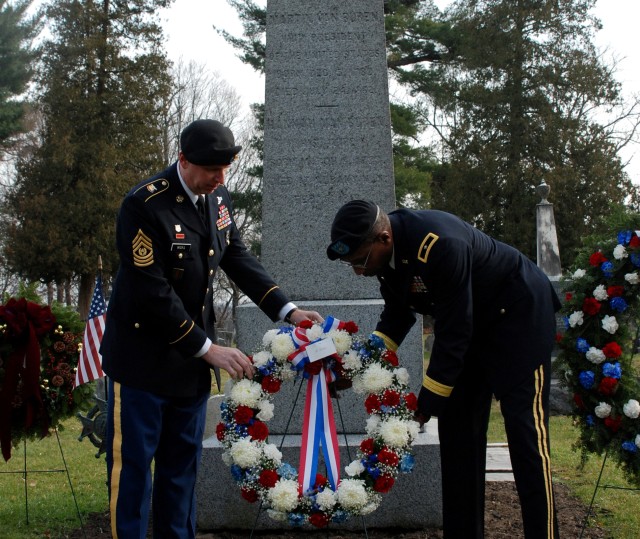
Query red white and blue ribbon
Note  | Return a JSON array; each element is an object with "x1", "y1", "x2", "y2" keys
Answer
[{"x1": 287, "y1": 318, "x2": 343, "y2": 493}]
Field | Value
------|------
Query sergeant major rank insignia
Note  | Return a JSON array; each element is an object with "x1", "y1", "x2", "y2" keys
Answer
[{"x1": 132, "y1": 229, "x2": 154, "y2": 267}]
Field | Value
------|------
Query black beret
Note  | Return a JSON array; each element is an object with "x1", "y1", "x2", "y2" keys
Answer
[
  {"x1": 327, "y1": 200, "x2": 380, "y2": 260},
  {"x1": 180, "y1": 119, "x2": 242, "y2": 166}
]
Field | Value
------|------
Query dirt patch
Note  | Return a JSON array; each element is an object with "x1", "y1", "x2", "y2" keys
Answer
[{"x1": 66, "y1": 482, "x2": 606, "y2": 538}]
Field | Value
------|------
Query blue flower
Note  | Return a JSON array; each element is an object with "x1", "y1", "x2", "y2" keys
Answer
[
  {"x1": 617, "y1": 230, "x2": 633, "y2": 245},
  {"x1": 610, "y1": 297, "x2": 628, "y2": 313},
  {"x1": 602, "y1": 362, "x2": 622, "y2": 379},
  {"x1": 368, "y1": 333, "x2": 385, "y2": 349},
  {"x1": 277, "y1": 463, "x2": 297, "y2": 480},
  {"x1": 601, "y1": 261, "x2": 614, "y2": 278},
  {"x1": 576, "y1": 338, "x2": 590, "y2": 353},
  {"x1": 288, "y1": 513, "x2": 306, "y2": 526},
  {"x1": 579, "y1": 371, "x2": 595, "y2": 389},
  {"x1": 631, "y1": 252, "x2": 640, "y2": 268},
  {"x1": 400, "y1": 454, "x2": 415, "y2": 473},
  {"x1": 230, "y1": 464, "x2": 244, "y2": 482},
  {"x1": 622, "y1": 441, "x2": 638, "y2": 453},
  {"x1": 331, "y1": 510, "x2": 349, "y2": 523},
  {"x1": 586, "y1": 415, "x2": 595, "y2": 427},
  {"x1": 563, "y1": 316, "x2": 570, "y2": 329}
]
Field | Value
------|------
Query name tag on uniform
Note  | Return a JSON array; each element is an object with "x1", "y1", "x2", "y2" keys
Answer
[
  {"x1": 306, "y1": 338, "x2": 337, "y2": 363},
  {"x1": 171, "y1": 243, "x2": 191, "y2": 253}
]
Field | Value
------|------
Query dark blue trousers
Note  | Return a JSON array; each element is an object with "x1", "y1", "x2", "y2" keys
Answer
[{"x1": 106, "y1": 379, "x2": 209, "y2": 539}]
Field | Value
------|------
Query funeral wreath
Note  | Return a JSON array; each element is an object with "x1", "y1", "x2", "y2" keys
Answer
[
  {"x1": 557, "y1": 228, "x2": 640, "y2": 485},
  {"x1": 216, "y1": 317, "x2": 419, "y2": 527}
]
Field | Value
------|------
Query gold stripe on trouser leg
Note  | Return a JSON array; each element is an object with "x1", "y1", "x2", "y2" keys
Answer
[
  {"x1": 534, "y1": 365, "x2": 554, "y2": 538},
  {"x1": 110, "y1": 382, "x2": 123, "y2": 539}
]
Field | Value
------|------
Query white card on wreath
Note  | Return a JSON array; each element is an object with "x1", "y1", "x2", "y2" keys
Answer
[{"x1": 306, "y1": 338, "x2": 337, "y2": 363}]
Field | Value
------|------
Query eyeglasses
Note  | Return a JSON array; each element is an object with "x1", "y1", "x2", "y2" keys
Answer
[{"x1": 339, "y1": 243, "x2": 374, "y2": 270}]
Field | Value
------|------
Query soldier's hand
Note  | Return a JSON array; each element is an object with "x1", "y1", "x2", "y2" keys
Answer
[
  {"x1": 202, "y1": 344, "x2": 254, "y2": 380},
  {"x1": 289, "y1": 309, "x2": 324, "y2": 325}
]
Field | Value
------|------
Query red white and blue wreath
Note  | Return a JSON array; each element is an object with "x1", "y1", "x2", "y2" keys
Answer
[{"x1": 215, "y1": 316, "x2": 419, "y2": 527}]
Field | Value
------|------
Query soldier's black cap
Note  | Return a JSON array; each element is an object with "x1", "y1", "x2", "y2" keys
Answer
[
  {"x1": 180, "y1": 119, "x2": 242, "y2": 166},
  {"x1": 326, "y1": 200, "x2": 380, "y2": 260}
]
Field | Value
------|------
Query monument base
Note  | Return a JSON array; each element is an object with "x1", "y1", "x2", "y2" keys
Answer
[{"x1": 196, "y1": 428, "x2": 442, "y2": 531}]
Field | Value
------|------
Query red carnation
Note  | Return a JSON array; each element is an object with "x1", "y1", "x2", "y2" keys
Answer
[
  {"x1": 630, "y1": 235, "x2": 640, "y2": 248},
  {"x1": 215, "y1": 422, "x2": 226, "y2": 441},
  {"x1": 309, "y1": 512, "x2": 330, "y2": 528},
  {"x1": 555, "y1": 333, "x2": 564, "y2": 344},
  {"x1": 365, "y1": 394, "x2": 381, "y2": 414},
  {"x1": 298, "y1": 320, "x2": 313, "y2": 329},
  {"x1": 589, "y1": 252, "x2": 608, "y2": 266},
  {"x1": 573, "y1": 393, "x2": 585, "y2": 410},
  {"x1": 304, "y1": 361, "x2": 323, "y2": 376},
  {"x1": 261, "y1": 375, "x2": 282, "y2": 394},
  {"x1": 258, "y1": 469, "x2": 279, "y2": 488},
  {"x1": 582, "y1": 297, "x2": 601, "y2": 316},
  {"x1": 382, "y1": 390, "x2": 401, "y2": 407},
  {"x1": 377, "y1": 447, "x2": 400, "y2": 466},
  {"x1": 604, "y1": 416, "x2": 622, "y2": 432},
  {"x1": 382, "y1": 350, "x2": 399, "y2": 367},
  {"x1": 565, "y1": 292, "x2": 573, "y2": 301},
  {"x1": 404, "y1": 392, "x2": 418, "y2": 411},
  {"x1": 598, "y1": 377, "x2": 618, "y2": 396},
  {"x1": 234, "y1": 405, "x2": 254, "y2": 425},
  {"x1": 360, "y1": 437, "x2": 375, "y2": 455},
  {"x1": 602, "y1": 342, "x2": 622, "y2": 358},
  {"x1": 607, "y1": 285, "x2": 624, "y2": 298},
  {"x1": 314, "y1": 474, "x2": 328, "y2": 489},
  {"x1": 344, "y1": 321, "x2": 359, "y2": 334},
  {"x1": 373, "y1": 474, "x2": 395, "y2": 493},
  {"x1": 241, "y1": 488, "x2": 259, "y2": 503},
  {"x1": 248, "y1": 421, "x2": 269, "y2": 441}
]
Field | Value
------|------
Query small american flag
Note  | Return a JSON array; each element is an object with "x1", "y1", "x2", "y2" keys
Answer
[{"x1": 74, "y1": 275, "x2": 107, "y2": 388}]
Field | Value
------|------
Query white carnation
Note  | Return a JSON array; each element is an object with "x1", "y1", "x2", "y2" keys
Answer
[
  {"x1": 572, "y1": 268, "x2": 586, "y2": 279},
  {"x1": 271, "y1": 333, "x2": 295, "y2": 360},
  {"x1": 230, "y1": 379, "x2": 263, "y2": 407},
  {"x1": 262, "y1": 329, "x2": 279, "y2": 347},
  {"x1": 365, "y1": 414, "x2": 381, "y2": 435},
  {"x1": 394, "y1": 367, "x2": 410, "y2": 386},
  {"x1": 315, "y1": 488, "x2": 337, "y2": 511},
  {"x1": 625, "y1": 272, "x2": 640, "y2": 285},
  {"x1": 594, "y1": 402, "x2": 612, "y2": 419},
  {"x1": 256, "y1": 399, "x2": 275, "y2": 421},
  {"x1": 585, "y1": 347, "x2": 606, "y2": 364},
  {"x1": 330, "y1": 330, "x2": 352, "y2": 354},
  {"x1": 568, "y1": 311, "x2": 584, "y2": 328},
  {"x1": 306, "y1": 324, "x2": 324, "y2": 342},
  {"x1": 229, "y1": 438, "x2": 262, "y2": 468},
  {"x1": 342, "y1": 350, "x2": 363, "y2": 371},
  {"x1": 613, "y1": 244, "x2": 628, "y2": 260},
  {"x1": 592, "y1": 285, "x2": 608, "y2": 301},
  {"x1": 407, "y1": 419, "x2": 421, "y2": 440},
  {"x1": 267, "y1": 479, "x2": 300, "y2": 512},
  {"x1": 623, "y1": 399, "x2": 640, "y2": 419},
  {"x1": 262, "y1": 443, "x2": 282, "y2": 464},
  {"x1": 601, "y1": 315, "x2": 619, "y2": 334},
  {"x1": 336, "y1": 479, "x2": 368, "y2": 511},
  {"x1": 345, "y1": 459, "x2": 366, "y2": 477},
  {"x1": 360, "y1": 364, "x2": 394, "y2": 393},
  {"x1": 252, "y1": 351, "x2": 272, "y2": 368},
  {"x1": 351, "y1": 375, "x2": 366, "y2": 394},
  {"x1": 379, "y1": 416, "x2": 411, "y2": 448}
]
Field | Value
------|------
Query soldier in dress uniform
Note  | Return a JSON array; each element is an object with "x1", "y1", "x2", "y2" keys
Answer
[
  {"x1": 327, "y1": 200, "x2": 561, "y2": 539},
  {"x1": 101, "y1": 119, "x2": 322, "y2": 538}
]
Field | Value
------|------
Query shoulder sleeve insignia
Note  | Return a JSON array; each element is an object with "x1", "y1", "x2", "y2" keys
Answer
[
  {"x1": 417, "y1": 232, "x2": 439, "y2": 263},
  {"x1": 132, "y1": 229, "x2": 154, "y2": 267}
]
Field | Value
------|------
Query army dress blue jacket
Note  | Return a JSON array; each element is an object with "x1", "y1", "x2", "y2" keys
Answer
[
  {"x1": 372, "y1": 209, "x2": 560, "y2": 416},
  {"x1": 101, "y1": 163, "x2": 289, "y2": 397}
]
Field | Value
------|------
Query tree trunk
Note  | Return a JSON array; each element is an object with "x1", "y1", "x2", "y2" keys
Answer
[{"x1": 78, "y1": 273, "x2": 94, "y2": 319}]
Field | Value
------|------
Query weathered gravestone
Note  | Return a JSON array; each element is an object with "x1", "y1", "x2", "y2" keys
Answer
[{"x1": 197, "y1": 0, "x2": 442, "y2": 530}]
